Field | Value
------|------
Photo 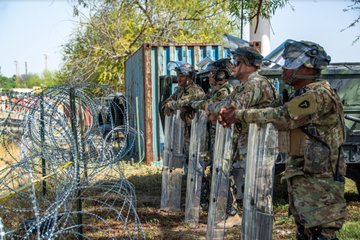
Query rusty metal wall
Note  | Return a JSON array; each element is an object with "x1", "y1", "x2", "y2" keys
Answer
[
  {"x1": 125, "y1": 46, "x2": 146, "y2": 160},
  {"x1": 125, "y1": 43, "x2": 231, "y2": 163}
]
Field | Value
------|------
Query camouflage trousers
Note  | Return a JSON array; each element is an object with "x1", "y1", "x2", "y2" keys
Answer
[
  {"x1": 287, "y1": 174, "x2": 346, "y2": 237},
  {"x1": 200, "y1": 122, "x2": 241, "y2": 214},
  {"x1": 226, "y1": 173, "x2": 238, "y2": 216},
  {"x1": 200, "y1": 162, "x2": 212, "y2": 210},
  {"x1": 232, "y1": 127, "x2": 248, "y2": 201},
  {"x1": 184, "y1": 125, "x2": 191, "y2": 166},
  {"x1": 200, "y1": 122, "x2": 216, "y2": 209},
  {"x1": 200, "y1": 163, "x2": 239, "y2": 216}
]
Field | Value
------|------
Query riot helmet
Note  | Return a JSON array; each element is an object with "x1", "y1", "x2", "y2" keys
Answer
[
  {"x1": 200, "y1": 61, "x2": 215, "y2": 76},
  {"x1": 231, "y1": 46, "x2": 263, "y2": 67},
  {"x1": 282, "y1": 40, "x2": 331, "y2": 70},
  {"x1": 211, "y1": 58, "x2": 233, "y2": 82},
  {"x1": 167, "y1": 61, "x2": 194, "y2": 78}
]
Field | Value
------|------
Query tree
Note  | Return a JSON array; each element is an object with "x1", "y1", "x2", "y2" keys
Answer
[
  {"x1": 0, "y1": 74, "x2": 15, "y2": 90},
  {"x1": 60, "y1": 0, "x2": 237, "y2": 91},
  {"x1": 343, "y1": 0, "x2": 360, "y2": 44},
  {"x1": 228, "y1": 0, "x2": 289, "y2": 34},
  {"x1": 19, "y1": 71, "x2": 62, "y2": 88},
  {"x1": 61, "y1": 0, "x2": 289, "y2": 90}
]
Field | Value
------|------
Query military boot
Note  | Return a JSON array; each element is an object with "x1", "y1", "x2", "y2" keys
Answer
[
  {"x1": 216, "y1": 213, "x2": 242, "y2": 229},
  {"x1": 200, "y1": 178, "x2": 209, "y2": 211},
  {"x1": 310, "y1": 236, "x2": 338, "y2": 240},
  {"x1": 309, "y1": 227, "x2": 338, "y2": 240},
  {"x1": 296, "y1": 224, "x2": 309, "y2": 240},
  {"x1": 215, "y1": 191, "x2": 240, "y2": 228}
]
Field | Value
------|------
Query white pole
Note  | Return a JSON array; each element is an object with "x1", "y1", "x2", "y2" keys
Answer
[
  {"x1": 249, "y1": 17, "x2": 271, "y2": 56},
  {"x1": 0, "y1": 217, "x2": 5, "y2": 240},
  {"x1": 135, "y1": 96, "x2": 142, "y2": 163}
]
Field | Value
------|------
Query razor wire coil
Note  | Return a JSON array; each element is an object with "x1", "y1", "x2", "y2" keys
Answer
[{"x1": 0, "y1": 85, "x2": 145, "y2": 239}]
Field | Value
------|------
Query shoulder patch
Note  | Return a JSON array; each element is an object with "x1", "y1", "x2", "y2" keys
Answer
[
  {"x1": 216, "y1": 91, "x2": 223, "y2": 98},
  {"x1": 287, "y1": 93, "x2": 318, "y2": 119},
  {"x1": 298, "y1": 100, "x2": 310, "y2": 108}
]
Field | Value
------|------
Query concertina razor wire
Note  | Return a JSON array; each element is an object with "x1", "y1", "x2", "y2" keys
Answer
[{"x1": 0, "y1": 84, "x2": 145, "y2": 239}]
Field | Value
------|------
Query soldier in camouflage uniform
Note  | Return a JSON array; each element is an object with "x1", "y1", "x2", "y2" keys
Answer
[
  {"x1": 191, "y1": 58, "x2": 234, "y2": 111},
  {"x1": 190, "y1": 58, "x2": 234, "y2": 210},
  {"x1": 208, "y1": 46, "x2": 278, "y2": 228},
  {"x1": 162, "y1": 61, "x2": 205, "y2": 166},
  {"x1": 219, "y1": 40, "x2": 346, "y2": 240}
]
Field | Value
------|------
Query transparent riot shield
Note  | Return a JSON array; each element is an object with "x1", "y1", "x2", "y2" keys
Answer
[
  {"x1": 185, "y1": 110, "x2": 208, "y2": 227},
  {"x1": 206, "y1": 123, "x2": 234, "y2": 240},
  {"x1": 232, "y1": 159, "x2": 246, "y2": 201},
  {"x1": 160, "y1": 114, "x2": 174, "y2": 209},
  {"x1": 160, "y1": 110, "x2": 185, "y2": 211},
  {"x1": 242, "y1": 123, "x2": 278, "y2": 240}
]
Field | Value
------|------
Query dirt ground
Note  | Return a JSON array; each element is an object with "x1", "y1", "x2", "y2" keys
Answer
[{"x1": 125, "y1": 164, "x2": 360, "y2": 240}]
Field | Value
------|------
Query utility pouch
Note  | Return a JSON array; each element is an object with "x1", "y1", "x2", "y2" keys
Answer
[
  {"x1": 289, "y1": 128, "x2": 305, "y2": 156},
  {"x1": 278, "y1": 130, "x2": 290, "y2": 153},
  {"x1": 303, "y1": 137, "x2": 330, "y2": 175}
]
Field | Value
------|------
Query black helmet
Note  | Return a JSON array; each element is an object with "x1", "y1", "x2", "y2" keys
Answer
[
  {"x1": 198, "y1": 58, "x2": 232, "y2": 82},
  {"x1": 167, "y1": 61, "x2": 194, "y2": 77},
  {"x1": 212, "y1": 58, "x2": 233, "y2": 81},
  {"x1": 231, "y1": 46, "x2": 263, "y2": 67},
  {"x1": 200, "y1": 61, "x2": 215, "y2": 75}
]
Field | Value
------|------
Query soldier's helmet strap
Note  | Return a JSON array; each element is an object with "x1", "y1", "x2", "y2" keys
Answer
[{"x1": 286, "y1": 68, "x2": 319, "y2": 85}]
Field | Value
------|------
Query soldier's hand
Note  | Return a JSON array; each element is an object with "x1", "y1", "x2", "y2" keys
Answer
[
  {"x1": 191, "y1": 100, "x2": 202, "y2": 110},
  {"x1": 217, "y1": 106, "x2": 227, "y2": 125},
  {"x1": 164, "y1": 107, "x2": 174, "y2": 116},
  {"x1": 180, "y1": 108, "x2": 195, "y2": 124},
  {"x1": 208, "y1": 112, "x2": 218, "y2": 123},
  {"x1": 166, "y1": 101, "x2": 174, "y2": 109},
  {"x1": 162, "y1": 100, "x2": 174, "y2": 116},
  {"x1": 218, "y1": 102, "x2": 237, "y2": 127},
  {"x1": 180, "y1": 105, "x2": 193, "y2": 112}
]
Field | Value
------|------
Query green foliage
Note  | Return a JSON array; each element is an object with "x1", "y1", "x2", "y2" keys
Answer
[
  {"x1": 16, "y1": 71, "x2": 62, "y2": 89},
  {"x1": 0, "y1": 75, "x2": 16, "y2": 90},
  {"x1": 228, "y1": 0, "x2": 289, "y2": 21},
  {"x1": 338, "y1": 221, "x2": 360, "y2": 239},
  {"x1": 62, "y1": 0, "x2": 289, "y2": 89},
  {"x1": 62, "y1": 0, "x2": 240, "y2": 90},
  {"x1": 20, "y1": 73, "x2": 42, "y2": 88}
]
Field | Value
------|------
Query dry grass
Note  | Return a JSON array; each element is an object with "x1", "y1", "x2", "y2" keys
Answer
[
  {"x1": 1, "y1": 144, "x2": 359, "y2": 240},
  {"x1": 124, "y1": 163, "x2": 360, "y2": 240},
  {"x1": 0, "y1": 137, "x2": 20, "y2": 166}
]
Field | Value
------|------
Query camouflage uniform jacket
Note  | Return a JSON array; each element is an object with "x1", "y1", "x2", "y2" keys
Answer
[
  {"x1": 235, "y1": 80, "x2": 346, "y2": 228},
  {"x1": 203, "y1": 87, "x2": 217, "y2": 100},
  {"x1": 236, "y1": 80, "x2": 346, "y2": 178},
  {"x1": 210, "y1": 71, "x2": 278, "y2": 157},
  {"x1": 193, "y1": 82, "x2": 234, "y2": 111},
  {"x1": 165, "y1": 82, "x2": 205, "y2": 110}
]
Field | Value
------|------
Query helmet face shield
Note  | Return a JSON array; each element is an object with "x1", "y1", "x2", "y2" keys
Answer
[
  {"x1": 282, "y1": 40, "x2": 331, "y2": 70},
  {"x1": 197, "y1": 58, "x2": 232, "y2": 81},
  {"x1": 282, "y1": 51, "x2": 309, "y2": 69},
  {"x1": 167, "y1": 61, "x2": 193, "y2": 77},
  {"x1": 202, "y1": 62, "x2": 216, "y2": 74},
  {"x1": 167, "y1": 61, "x2": 179, "y2": 72},
  {"x1": 230, "y1": 46, "x2": 263, "y2": 67}
]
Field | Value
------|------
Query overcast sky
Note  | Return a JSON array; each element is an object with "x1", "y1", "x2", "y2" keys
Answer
[{"x1": 0, "y1": 0, "x2": 359, "y2": 77}]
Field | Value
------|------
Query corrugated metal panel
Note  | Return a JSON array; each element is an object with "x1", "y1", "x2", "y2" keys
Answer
[
  {"x1": 125, "y1": 46, "x2": 146, "y2": 158},
  {"x1": 151, "y1": 48, "x2": 159, "y2": 164},
  {"x1": 125, "y1": 43, "x2": 230, "y2": 163}
]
